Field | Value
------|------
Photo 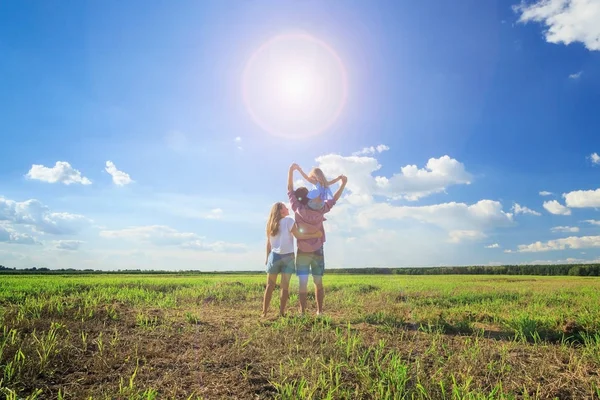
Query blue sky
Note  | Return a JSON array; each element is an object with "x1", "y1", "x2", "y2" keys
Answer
[{"x1": 1, "y1": 0, "x2": 599, "y2": 270}]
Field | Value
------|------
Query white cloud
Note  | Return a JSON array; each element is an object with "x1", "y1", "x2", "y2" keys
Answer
[
  {"x1": 485, "y1": 243, "x2": 500, "y2": 249},
  {"x1": 539, "y1": 191, "x2": 553, "y2": 196},
  {"x1": 512, "y1": 203, "x2": 542, "y2": 216},
  {"x1": 514, "y1": 235, "x2": 600, "y2": 252},
  {"x1": 543, "y1": 200, "x2": 571, "y2": 215},
  {"x1": 0, "y1": 225, "x2": 39, "y2": 245},
  {"x1": 356, "y1": 200, "x2": 514, "y2": 232},
  {"x1": 205, "y1": 208, "x2": 223, "y2": 220},
  {"x1": 99, "y1": 225, "x2": 247, "y2": 253},
  {"x1": 563, "y1": 188, "x2": 600, "y2": 208},
  {"x1": 448, "y1": 230, "x2": 487, "y2": 243},
  {"x1": 105, "y1": 161, "x2": 133, "y2": 186},
  {"x1": 590, "y1": 152, "x2": 600, "y2": 165},
  {"x1": 514, "y1": 0, "x2": 600, "y2": 51},
  {"x1": 352, "y1": 144, "x2": 390, "y2": 156},
  {"x1": 235, "y1": 136, "x2": 243, "y2": 150},
  {"x1": 551, "y1": 225, "x2": 580, "y2": 233},
  {"x1": 569, "y1": 71, "x2": 583, "y2": 79},
  {"x1": 0, "y1": 196, "x2": 91, "y2": 235},
  {"x1": 584, "y1": 219, "x2": 600, "y2": 225},
  {"x1": 55, "y1": 240, "x2": 83, "y2": 251},
  {"x1": 235, "y1": 136, "x2": 242, "y2": 143},
  {"x1": 26, "y1": 161, "x2": 91, "y2": 185},
  {"x1": 316, "y1": 154, "x2": 472, "y2": 201}
]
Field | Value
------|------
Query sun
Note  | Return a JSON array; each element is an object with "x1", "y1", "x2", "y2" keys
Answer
[{"x1": 242, "y1": 33, "x2": 348, "y2": 139}]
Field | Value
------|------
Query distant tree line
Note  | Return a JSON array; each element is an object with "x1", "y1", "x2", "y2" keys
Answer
[
  {"x1": 326, "y1": 264, "x2": 600, "y2": 276},
  {"x1": 1, "y1": 263, "x2": 600, "y2": 276}
]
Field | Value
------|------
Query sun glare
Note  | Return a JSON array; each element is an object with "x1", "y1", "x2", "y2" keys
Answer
[{"x1": 242, "y1": 33, "x2": 348, "y2": 138}]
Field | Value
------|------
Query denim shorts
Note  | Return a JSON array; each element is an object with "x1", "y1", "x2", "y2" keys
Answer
[
  {"x1": 266, "y1": 252, "x2": 296, "y2": 275},
  {"x1": 296, "y1": 246, "x2": 325, "y2": 276}
]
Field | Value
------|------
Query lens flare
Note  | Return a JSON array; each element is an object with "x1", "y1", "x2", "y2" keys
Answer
[{"x1": 242, "y1": 33, "x2": 348, "y2": 139}]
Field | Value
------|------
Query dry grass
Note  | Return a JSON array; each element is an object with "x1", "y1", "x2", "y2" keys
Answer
[{"x1": 1, "y1": 274, "x2": 600, "y2": 399}]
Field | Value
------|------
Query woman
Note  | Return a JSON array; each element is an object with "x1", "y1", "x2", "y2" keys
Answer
[{"x1": 263, "y1": 202, "x2": 322, "y2": 317}]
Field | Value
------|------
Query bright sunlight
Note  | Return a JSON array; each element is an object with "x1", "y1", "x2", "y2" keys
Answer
[{"x1": 242, "y1": 33, "x2": 348, "y2": 138}]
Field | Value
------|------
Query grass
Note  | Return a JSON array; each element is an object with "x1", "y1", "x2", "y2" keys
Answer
[{"x1": 0, "y1": 274, "x2": 599, "y2": 398}]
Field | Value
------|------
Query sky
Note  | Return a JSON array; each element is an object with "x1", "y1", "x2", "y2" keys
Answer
[{"x1": 1, "y1": 0, "x2": 600, "y2": 271}]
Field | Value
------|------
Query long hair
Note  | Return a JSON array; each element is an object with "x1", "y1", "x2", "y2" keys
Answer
[
  {"x1": 309, "y1": 167, "x2": 328, "y2": 188},
  {"x1": 266, "y1": 202, "x2": 285, "y2": 237}
]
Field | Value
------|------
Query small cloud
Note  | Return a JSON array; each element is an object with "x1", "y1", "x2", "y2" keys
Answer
[
  {"x1": 448, "y1": 230, "x2": 486, "y2": 243},
  {"x1": 514, "y1": 0, "x2": 600, "y2": 52},
  {"x1": 105, "y1": 161, "x2": 133, "y2": 186},
  {"x1": 235, "y1": 137, "x2": 242, "y2": 143},
  {"x1": 485, "y1": 243, "x2": 500, "y2": 249},
  {"x1": 0, "y1": 225, "x2": 40, "y2": 245},
  {"x1": 543, "y1": 200, "x2": 571, "y2": 215},
  {"x1": 539, "y1": 191, "x2": 553, "y2": 196},
  {"x1": 205, "y1": 208, "x2": 223, "y2": 220},
  {"x1": 55, "y1": 240, "x2": 83, "y2": 251},
  {"x1": 583, "y1": 220, "x2": 600, "y2": 226},
  {"x1": 512, "y1": 203, "x2": 541, "y2": 216},
  {"x1": 590, "y1": 153, "x2": 600, "y2": 165},
  {"x1": 352, "y1": 144, "x2": 390, "y2": 156},
  {"x1": 26, "y1": 161, "x2": 91, "y2": 185},
  {"x1": 569, "y1": 71, "x2": 583, "y2": 79},
  {"x1": 551, "y1": 226, "x2": 580, "y2": 233}
]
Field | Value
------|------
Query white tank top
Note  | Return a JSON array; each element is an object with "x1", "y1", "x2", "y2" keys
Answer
[{"x1": 269, "y1": 216, "x2": 295, "y2": 254}]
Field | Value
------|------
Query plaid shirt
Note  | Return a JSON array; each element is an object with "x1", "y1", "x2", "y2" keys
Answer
[{"x1": 288, "y1": 190, "x2": 336, "y2": 252}]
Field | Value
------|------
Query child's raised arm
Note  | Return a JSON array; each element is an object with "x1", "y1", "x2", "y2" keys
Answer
[
  {"x1": 297, "y1": 166, "x2": 317, "y2": 185},
  {"x1": 327, "y1": 175, "x2": 343, "y2": 186}
]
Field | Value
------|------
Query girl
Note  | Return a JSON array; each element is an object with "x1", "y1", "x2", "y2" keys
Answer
[
  {"x1": 263, "y1": 202, "x2": 322, "y2": 317},
  {"x1": 296, "y1": 167, "x2": 342, "y2": 210}
]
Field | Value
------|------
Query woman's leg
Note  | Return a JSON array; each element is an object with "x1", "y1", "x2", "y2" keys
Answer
[
  {"x1": 279, "y1": 273, "x2": 291, "y2": 316},
  {"x1": 262, "y1": 273, "x2": 278, "y2": 317}
]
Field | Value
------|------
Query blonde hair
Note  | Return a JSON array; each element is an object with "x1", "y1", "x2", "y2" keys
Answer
[
  {"x1": 309, "y1": 168, "x2": 328, "y2": 188},
  {"x1": 266, "y1": 202, "x2": 285, "y2": 237}
]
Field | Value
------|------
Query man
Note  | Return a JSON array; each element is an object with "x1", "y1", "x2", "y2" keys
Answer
[{"x1": 287, "y1": 163, "x2": 348, "y2": 315}]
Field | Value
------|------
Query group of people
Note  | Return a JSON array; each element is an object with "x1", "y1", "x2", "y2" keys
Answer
[{"x1": 262, "y1": 163, "x2": 347, "y2": 317}]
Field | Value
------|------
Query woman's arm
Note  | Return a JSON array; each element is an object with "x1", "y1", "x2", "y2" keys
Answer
[
  {"x1": 297, "y1": 167, "x2": 317, "y2": 185},
  {"x1": 265, "y1": 235, "x2": 271, "y2": 265},
  {"x1": 291, "y1": 224, "x2": 323, "y2": 240}
]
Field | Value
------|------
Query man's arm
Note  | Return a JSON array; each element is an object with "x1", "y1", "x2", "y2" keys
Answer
[
  {"x1": 291, "y1": 224, "x2": 323, "y2": 240},
  {"x1": 287, "y1": 163, "x2": 298, "y2": 192},
  {"x1": 332, "y1": 175, "x2": 348, "y2": 202}
]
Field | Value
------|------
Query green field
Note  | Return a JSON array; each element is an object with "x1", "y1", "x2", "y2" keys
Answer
[{"x1": 1, "y1": 274, "x2": 599, "y2": 399}]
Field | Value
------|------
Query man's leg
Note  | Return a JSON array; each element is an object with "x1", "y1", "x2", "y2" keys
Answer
[
  {"x1": 296, "y1": 251, "x2": 311, "y2": 314},
  {"x1": 298, "y1": 275, "x2": 309, "y2": 314},
  {"x1": 279, "y1": 273, "x2": 291, "y2": 316},
  {"x1": 313, "y1": 247, "x2": 325, "y2": 315},
  {"x1": 313, "y1": 275, "x2": 324, "y2": 315},
  {"x1": 262, "y1": 273, "x2": 278, "y2": 317}
]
